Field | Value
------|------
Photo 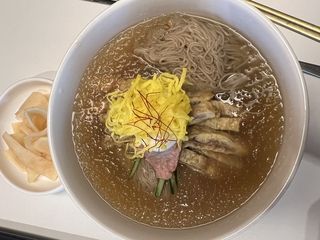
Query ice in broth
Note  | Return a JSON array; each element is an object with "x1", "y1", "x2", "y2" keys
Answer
[{"x1": 72, "y1": 13, "x2": 284, "y2": 228}]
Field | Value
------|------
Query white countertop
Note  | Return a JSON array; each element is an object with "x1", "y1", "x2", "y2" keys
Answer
[{"x1": 0, "y1": 0, "x2": 319, "y2": 239}]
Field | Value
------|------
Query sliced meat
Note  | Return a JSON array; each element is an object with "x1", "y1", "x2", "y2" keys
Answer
[
  {"x1": 188, "y1": 90, "x2": 214, "y2": 104},
  {"x1": 197, "y1": 150, "x2": 243, "y2": 169},
  {"x1": 134, "y1": 159, "x2": 171, "y2": 197},
  {"x1": 134, "y1": 159, "x2": 157, "y2": 191},
  {"x1": 190, "y1": 100, "x2": 241, "y2": 125},
  {"x1": 179, "y1": 149, "x2": 219, "y2": 178},
  {"x1": 200, "y1": 117, "x2": 241, "y2": 132},
  {"x1": 211, "y1": 101, "x2": 240, "y2": 117},
  {"x1": 145, "y1": 145, "x2": 180, "y2": 180},
  {"x1": 186, "y1": 126, "x2": 247, "y2": 156},
  {"x1": 190, "y1": 101, "x2": 220, "y2": 125},
  {"x1": 184, "y1": 141, "x2": 234, "y2": 156}
]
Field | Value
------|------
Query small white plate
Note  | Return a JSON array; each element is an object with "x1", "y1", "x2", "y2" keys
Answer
[{"x1": 0, "y1": 77, "x2": 63, "y2": 194}]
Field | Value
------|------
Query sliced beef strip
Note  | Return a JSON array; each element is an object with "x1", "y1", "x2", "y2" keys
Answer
[
  {"x1": 190, "y1": 100, "x2": 241, "y2": 125},
  {"x1": 145, "y1": 145, "x2": 180, "y2": 180},
  {"x1": 211, "y1": 101, "x2": 240, "y2": 117},
  {"x1": 183, "y1": 140, "x2": 235, "y2": 156},
  {"x1": 134, "y1": 159, "x2": 157, "y2": 192},
  {"x1": 190, "y1": 101, "x2": 221, "y2": 125},
  {"x1": 133, "y1": 159, "x2": 171, "y2": 196},
  {"x1": 179, "y1": 149, "x2": 219, "y2": 178},
  {"x1": 188, "y1": 90, "x2": 214, "y2": 104},
  {"x1": 186, "y1": 125, "x2": 247, "y2": 156},
  {"x1": 198, "y1": 149, "x2": 243, "y2": 169},
  {"x1": 200, "y1": 117, "x2": 241, "y2": 132}
]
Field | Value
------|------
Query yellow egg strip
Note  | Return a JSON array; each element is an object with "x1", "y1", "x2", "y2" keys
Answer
[{"x1": 105, "y1": 68, "x2": 191, "y2": 159}]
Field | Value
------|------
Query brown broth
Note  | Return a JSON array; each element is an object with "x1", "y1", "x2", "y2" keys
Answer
[{"x1": 72, "y1": 14, "x2": 284, "y2": 228}]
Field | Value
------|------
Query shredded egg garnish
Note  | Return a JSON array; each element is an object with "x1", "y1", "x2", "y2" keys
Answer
[{"x1": 105, "y1": 68, "x2": 191, "y2": 159}]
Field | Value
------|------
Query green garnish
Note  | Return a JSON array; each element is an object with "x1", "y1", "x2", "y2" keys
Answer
[
  {"x1": 155, "y1": 179, "x2": 166, "y2": 197},
  {"x1": 129, "y1": 158, "x2": 141, "y2": 178},
  {"x1": 169, "y1": 172, "x2": 178, "y2": 194}
]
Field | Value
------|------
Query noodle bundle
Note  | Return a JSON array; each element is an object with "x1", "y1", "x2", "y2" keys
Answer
[{"x1": 134, "y1": 15, "x2": 248, "y2": 88}]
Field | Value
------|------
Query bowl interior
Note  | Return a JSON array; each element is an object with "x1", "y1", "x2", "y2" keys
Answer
[{"x1": 48, "y1": 0, "x2": 307, "y2": 239}]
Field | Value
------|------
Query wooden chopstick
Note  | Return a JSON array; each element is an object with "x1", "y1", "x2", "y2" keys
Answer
[{"x1": 246, "y1": 0, "x2": 320, "y2": 42}]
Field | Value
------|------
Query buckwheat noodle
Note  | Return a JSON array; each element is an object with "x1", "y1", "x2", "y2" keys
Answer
[{"x1": 134, "y1": 15, "x2": 248, "y2": 89}]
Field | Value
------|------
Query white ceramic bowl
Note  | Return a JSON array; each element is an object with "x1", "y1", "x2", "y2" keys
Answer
[{"x1": 48, "y1": 0, "x2": 308, "y2": 239}]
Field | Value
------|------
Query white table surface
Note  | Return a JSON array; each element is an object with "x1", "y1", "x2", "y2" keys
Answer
[{"x1": 0, "y1": 0, "x2": 319, "y2": 239}]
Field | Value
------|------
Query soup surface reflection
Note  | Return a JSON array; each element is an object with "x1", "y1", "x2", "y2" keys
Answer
[{"x1": 72, "y1": 14, "x2": 284, "y2": 228}]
